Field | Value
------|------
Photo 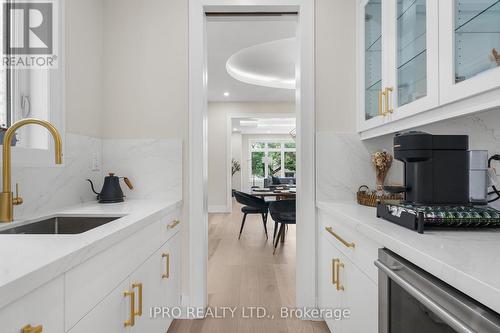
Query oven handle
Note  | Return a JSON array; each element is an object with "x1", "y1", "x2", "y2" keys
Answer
[{"x1": 375, "y1": 260, "x2": 475, "y2": 333}]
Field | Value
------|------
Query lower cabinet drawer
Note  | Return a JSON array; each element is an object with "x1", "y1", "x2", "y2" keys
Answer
[
  {"x1": 319, "y1": 209, "x2": 381, "y2": 283},
  {"x1": 0, "y1": 276, "x2": 64, "y2": 333},
  {"x1": 318, "y1": 222, "x2": 378, "y2": 333}
]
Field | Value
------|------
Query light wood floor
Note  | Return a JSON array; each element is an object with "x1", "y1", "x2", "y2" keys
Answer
[{"x1": 168, "y1": 200, "x2": 329, "y2": 333}]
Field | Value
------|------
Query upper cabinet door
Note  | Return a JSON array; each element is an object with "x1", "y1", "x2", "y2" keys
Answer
[
  {"x1": 358, "y1": 0, "x2": 387, "y2": 131},
  {"x1": 439, "y1": 0, "x2": 500, "y2": 104},
  {"x1": 385, "y1": 0, "x2": 439, "y2": 121}
]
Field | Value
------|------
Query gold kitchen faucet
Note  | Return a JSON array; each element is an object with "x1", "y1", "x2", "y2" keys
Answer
[{"x1": 0, "y1": 119, "x2": 63, "y2": 222}]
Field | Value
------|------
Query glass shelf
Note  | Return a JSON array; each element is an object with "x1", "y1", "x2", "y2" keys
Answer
[
  {"x1": 455, "y1": 0, "x2": 500, "y2": 82},
  {"x1": 397, "y1": 0, "x2": 427, "y2": 107},
  {"x1": 365, "y1": 80, "x2": 382, "y2": 121},
  {"x1": 365, "y1": 0, "x2": 382, "y2": 120}
]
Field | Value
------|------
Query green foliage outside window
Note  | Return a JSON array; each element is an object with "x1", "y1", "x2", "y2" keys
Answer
[{"x1": 252, "y1": 152, "x2": 265, "y2": 177}]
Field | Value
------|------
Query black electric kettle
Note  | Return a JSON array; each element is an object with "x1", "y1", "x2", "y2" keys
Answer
[{"x1": 87, "y1": 173, "x2": 134, "y2": 203}]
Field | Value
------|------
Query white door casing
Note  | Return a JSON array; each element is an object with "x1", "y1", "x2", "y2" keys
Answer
[{"x1": 188, "y1": 0, "x2": 316, "y2": 312}]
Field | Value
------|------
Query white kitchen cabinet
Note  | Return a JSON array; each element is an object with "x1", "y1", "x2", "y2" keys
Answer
[
  {"x1": 131, "y1": 233, "x2": 181, "y2": 332},
  {"x1": 358, "y1": 0, "x2": 439, "y2": 132},
  {"x1": 357, "y1": 0, "x2": 387, "y2": 132},
  {"x1": 340, "y1": 255, "x2": 378, "y2": 333},
  {"x1": 384, "y1": 0, "x2": 439, "y2": 121},
  {"x1": 318, "y1": 233, "x2": 343, "y2": 333},
  {"x1": 68, "y1": 231, "x2": 181, "y2": 333},
  {"x1": 318, "y1": 231, "x2": 378, "y2": 333},
  {"x1": 162, "y1": 232, "x2": 181, "y2": 312},
  {"x1": 357, "y1": 0, "x2": 500, "y2": 139},
  {"x1": 0, "y1": 276, "x2": 64, "y2": 333},
  {"x1": 128, "y1": 251, "x2": 165, "y2": 332},
  {"x1": 318, "y1": 211, "x2": 379, "y2": 333},
  {"x1": 68, "y1": 279, "x2": 130, "y2": 333},
  {"x1": 439, "y1": 0, "x2": 500, "y2": 105}
]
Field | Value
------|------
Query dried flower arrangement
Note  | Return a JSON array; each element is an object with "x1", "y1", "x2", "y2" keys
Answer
[
  {"x1": 492, "y1": 48, "x2": 500, "y2": 66},
  {"x1": 372, "y1": 150, "x2": 393, "y2": 190},
  {"x1": 357, "y1": 150, "x2": 402, "y2": 207}
]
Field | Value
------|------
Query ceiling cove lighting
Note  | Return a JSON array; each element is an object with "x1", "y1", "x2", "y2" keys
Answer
[
  {"x1": 239, "y1": 120, "x2": 259, "y2": 127},
  {"x1": 226, "y1": 38, "x2": 297, "y2": 90}
]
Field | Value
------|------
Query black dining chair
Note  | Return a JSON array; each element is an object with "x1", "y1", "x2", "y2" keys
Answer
[
  {"x1": 233, "y1": 191, "x2": 270, "y2": 239},
  {"x1": 268, "y1": 200, "x2": 296, "y2": 254}
]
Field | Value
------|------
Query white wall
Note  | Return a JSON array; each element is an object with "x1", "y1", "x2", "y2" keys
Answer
[
  {"x1": 315, "y1": 0, "x2": 357, "y2": 133},
  {"x1": 207, "y1": 102, "x2": 295, "y2": 212},
  {"x1": 65, "y1": 0, "x2": 104, "y2": 138},
  {"x1": 101, "y1": 0, "x2": 188, "y2": 141}
]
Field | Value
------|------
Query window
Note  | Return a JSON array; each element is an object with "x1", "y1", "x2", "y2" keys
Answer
[
  {"x1": 0, "y1": 1, "x2": 64, "y2": 166},
  {"x1": 249, "y1": 139, "x2": 296, "y2": 183},
  {"x1": 0, "y1": 1, "x2": 64, "y2": 152}
]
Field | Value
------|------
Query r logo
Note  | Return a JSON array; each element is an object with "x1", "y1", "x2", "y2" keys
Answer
[{"x1": 3, "y1": 2, "x2": 53, "y2": 55}]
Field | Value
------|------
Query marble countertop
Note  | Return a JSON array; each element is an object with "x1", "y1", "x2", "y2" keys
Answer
[
  {"x1": 317, "y1": 201, "x2": 500, "y2": 313},
  {"x1": 0, "y1": 199, "x2": 181, "y2": 309}
]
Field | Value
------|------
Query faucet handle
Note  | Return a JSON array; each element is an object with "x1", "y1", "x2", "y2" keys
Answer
[{"x1": 13, "y1": 183, "x2": 23, "y2": 206}]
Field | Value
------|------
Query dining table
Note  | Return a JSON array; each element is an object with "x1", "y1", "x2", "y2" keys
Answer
[{"x1": 250, "y1": 188, "x2": 296, "y2": 201}]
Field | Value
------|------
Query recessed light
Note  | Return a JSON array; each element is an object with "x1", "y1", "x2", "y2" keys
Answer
[
  {"x1": 223, "y1": 92, "x2": 230, "y2": 97},
  {"x1": 233, "y1": 128, "x2": 239, "y2": 132}
]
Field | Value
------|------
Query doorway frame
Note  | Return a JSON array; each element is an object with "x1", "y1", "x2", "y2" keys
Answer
[
  {"x1": 226, "y1": 112, "x2": 297, "y2": 213},
  {"x1": 188, "y1": 0, "x2": 316, "y2": 311}
]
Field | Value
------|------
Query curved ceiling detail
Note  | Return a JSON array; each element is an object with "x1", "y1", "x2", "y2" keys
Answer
[{"x1": 226, "y1": 38, "x2": 297, "y2": 90}]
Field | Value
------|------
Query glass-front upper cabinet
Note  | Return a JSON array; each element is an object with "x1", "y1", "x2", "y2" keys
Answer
[
  {"x1": 364, "y1": 0, "x2": 383, "y2": 121},
  {"x1": 358, "y1": 0, "x2": 387, "y2": 131},
  {"x1": 385, "y1": 0, "x2": 439, "y2": 120},
  {"x1": 440, "y1": 0, "x2": 500, "y2": 104},
  {"x1": 357, "y1": 0, "x2": 439, "y2": 132}
]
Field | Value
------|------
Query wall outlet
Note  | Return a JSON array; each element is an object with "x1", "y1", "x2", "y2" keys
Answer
[{"x1": 91, "y1": 152, "x2": 101, "y2": 171}]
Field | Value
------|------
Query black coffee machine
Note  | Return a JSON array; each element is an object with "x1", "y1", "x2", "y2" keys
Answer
[{"x1": 386, "y1": 131, "x2": 469, "y2": 205}]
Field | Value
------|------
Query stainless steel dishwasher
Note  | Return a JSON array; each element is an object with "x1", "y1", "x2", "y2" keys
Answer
[{"x1": 375, "y1": 249, "x2": 500, "y2": 333}]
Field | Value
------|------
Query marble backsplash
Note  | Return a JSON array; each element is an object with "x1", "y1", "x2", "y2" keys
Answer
[
  {"x1": 5, "y1": 135, "x2": 183, "y2": 220},
  {"x1": 10, "y1": 133, "x2": 103, "y2": 219},
  {"x1": 317, "y1": 109, "x2": 500, "y2": 207},
  {"x1": 102, "y1": 139, "x2": 182, "y2": 202}
]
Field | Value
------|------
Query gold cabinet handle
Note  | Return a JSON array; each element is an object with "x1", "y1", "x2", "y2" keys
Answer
[
  {"x1": 22, "y1": 325, "x2": 43, "y2": 333},
  {"x1": 384, "y1": 87, "x2": 394, "y2": 115},
  {"x1": 333, "y1": 259, "x2": 345, "y2": 291},
  {"x1": 331, "y1": 259, "x2": 336, "y2": 285},
  {"x1": 132, "y1": 282, "x2": 143, "y2": 317},
  {"x1": 325, "y1": 227, "x2": 355, "y2": 249},
  {"x1": 167, "y1": 220, "x2": 181, "y2": 230},
  {"x1": 378, "y1": 90, "x2": 386, "y2": 116},
  {"x1": 123, "y1": 290, "x2": 135, "y2": 327},
  {"x1": 162, "y1": 253, "x2": 170, "y2": 279}
]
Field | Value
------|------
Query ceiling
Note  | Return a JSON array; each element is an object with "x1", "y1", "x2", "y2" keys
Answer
[
  {"x1": 232, "y1": 117, "x2": 296, "y2": 135},
  {"x1": 207, "y1": 16, "x2": 297, "y2": 102}
]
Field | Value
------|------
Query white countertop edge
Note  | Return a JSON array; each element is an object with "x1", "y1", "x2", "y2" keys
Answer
[
  {"x1": 0, "y1": 199, "x2": 182, "y2": 309},
  {"x1": 317, "y1": 201, "x2": 500, "y2": 313}
]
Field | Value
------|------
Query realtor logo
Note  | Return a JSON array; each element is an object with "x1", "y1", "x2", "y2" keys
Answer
[
  {"x1": 2, "y1": 0, "x2": 58, "y2": 68},
  {"x1": 4, "y1": 2, "x2": 53, "y2": 54}
]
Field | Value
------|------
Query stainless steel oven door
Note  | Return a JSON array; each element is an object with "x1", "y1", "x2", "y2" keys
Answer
[{"x1": 376, "y1": 249, "x2": 500, "y2": 333}]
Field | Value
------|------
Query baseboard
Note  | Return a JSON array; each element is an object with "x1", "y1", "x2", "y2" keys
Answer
[{"x1": 208, "y1": 205, "x2": 230, "y2": 213}]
